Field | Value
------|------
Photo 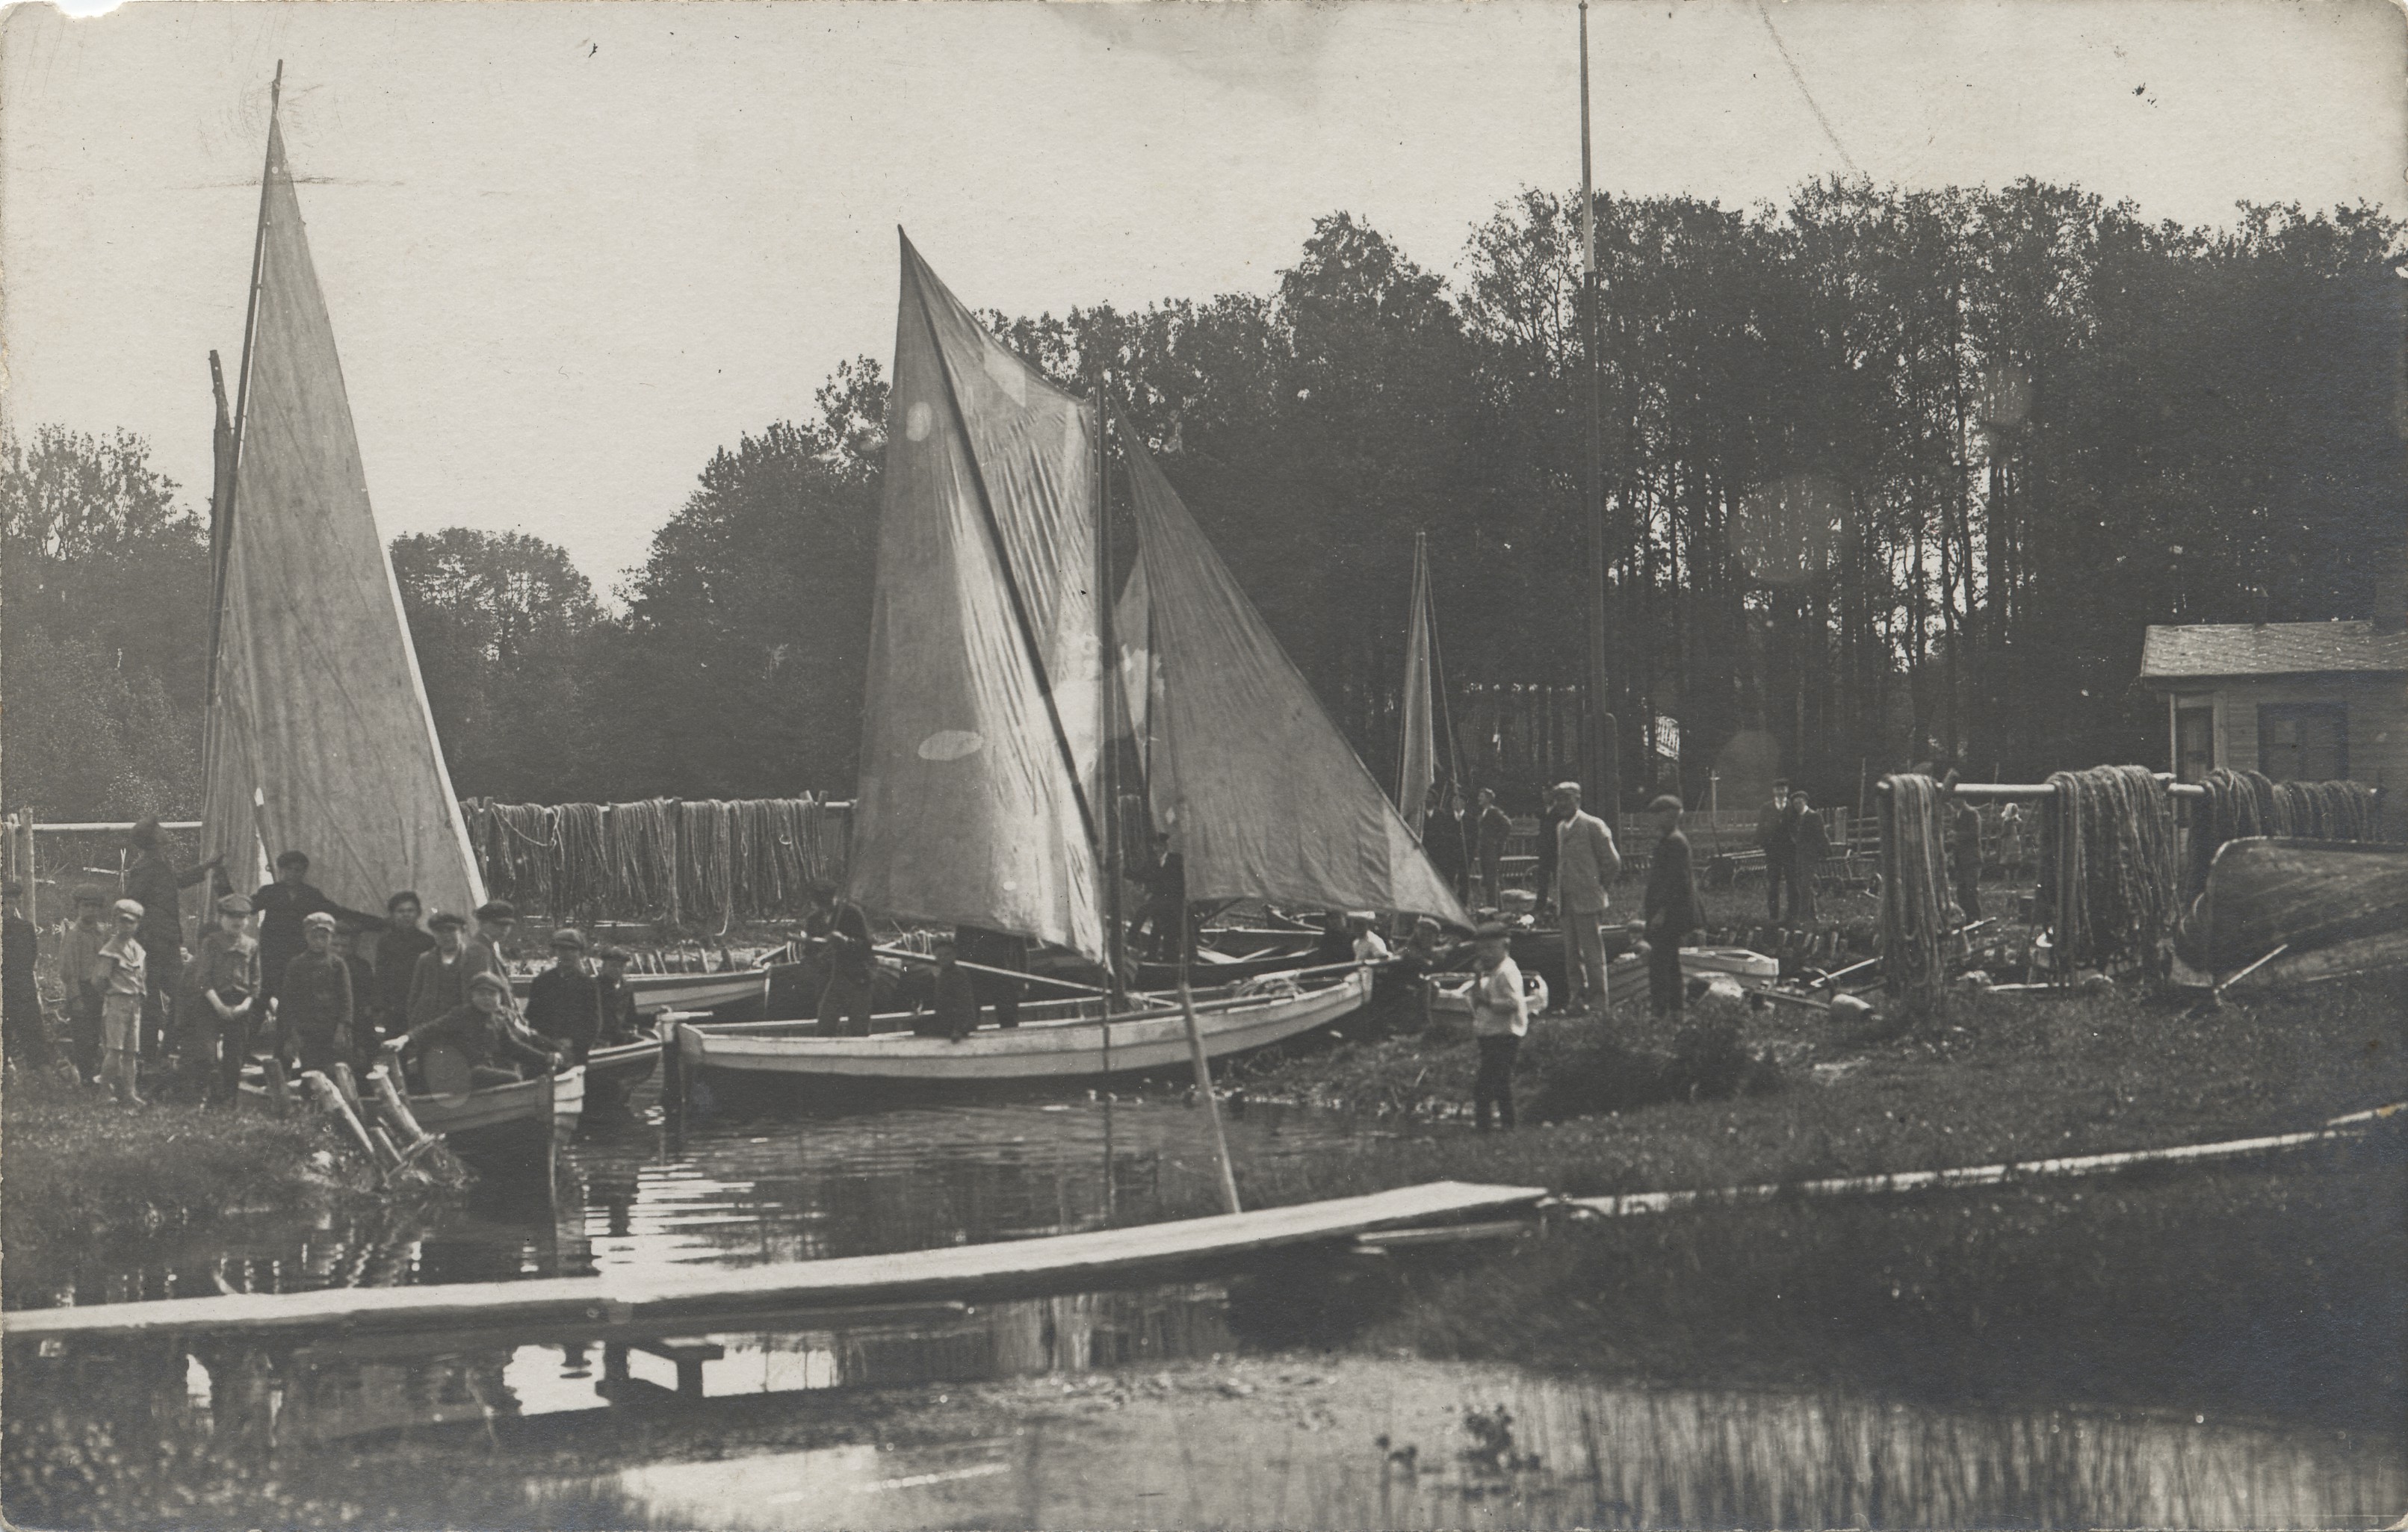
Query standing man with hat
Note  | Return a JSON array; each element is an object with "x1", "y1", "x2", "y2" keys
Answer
[
  {"x1": 250, "y1": 851, "x2": 377, "y2": 1017},
  {"x1": 369, "y1": 893, "x2": 436, "y2": 1056},
  {"x1": 406, "y1": 909, "x2": 480, "y2": 1029},
  {"x1": 3, "y1": 878, "x2": 54, "y2": 1075},
  {"x1": 1552, "y1": 781, "x2": 1622, "y2": 1014},
  {"x1": 58, "y1": 885, "x2": 112, "y2": 1083},
  {"x1": 524, "y1": 928, "x2": 602, "y2": 1064},
  {"x1": 469, "y1": 902, "x2": 518, "y2": 982},
  {"x1": 96, "y1": 899, "x2": 149, "y2": 1104},
  {"x1": 1756, "y1": 780, "x2": 1795, "y2": 926},
  {"x1": 1643, "y1": 795, "x2": 1705, "y2": 1020},
  {"x1": 1473, "y1": 789, "x2": 1514, "y2": 911},
  {"x1": 277, "y1": 911, "x2": 355, "y2": 1075},
  {"x1": 123, "y1": 817, "x2": 220, "y2": 1061},
  {"x1": 182, "y1": 893, "x2": 260, "y2": 1105}
]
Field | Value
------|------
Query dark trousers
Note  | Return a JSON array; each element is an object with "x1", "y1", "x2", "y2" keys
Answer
[
  {"x1": 1955, "y1": 869, "x2": 1981, "y2": 921},
  {"x1": 188, "y1": 1006, "x2": 252, "y2": 1104},
  {"x1": 1788, "y1": 860, "x2": 1819, "y2": 925},
  {"x1": 1473, "y1": 1032, "x2": 1520, "y2": 1130},
  {"x1": 67, "y1": 988, "x2": 102, "y2": 1082},
  {"x1": 4, "y1": 1000, "x2": 54, "y2": 1072},
  {"x1": 817, "y1": 973, "x2": 874, "y2": 1037},
  {"x1": 1648, "y1": 936, "x2": 1685, "y2": 1017},
  {"x1": 1764, "y1": 856, "x2": 1791, "y2": 923},
  {"x1": 136, "y1": 937, "x2": 175, "y2": 1057}
]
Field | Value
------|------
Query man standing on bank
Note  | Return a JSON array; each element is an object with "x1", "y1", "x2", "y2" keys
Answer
[
  {"x1": 1755, "y1": 780, "x2": 1794, "y2": 926},
  {"x1": 251, "y1": 851, "x2": 378, "y2": 1016},
  {"x1": 370, "y1": 893, "x2": 436, "y2": 1055},
  {"x1": 123, "y1": 818, "x2": 220, "y2": 1060},
  {"x1": 1474, "y1": 788, "x2": 1514, "y2": 910},
  {"x1": 1552, "y1": 781, "x2": 1622, "y2": 1014},
  {"x1": 1643, "y1": 796, "x2": 1704, "y2": 1020}
]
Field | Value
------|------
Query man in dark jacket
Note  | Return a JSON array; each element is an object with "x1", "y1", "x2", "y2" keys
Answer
[
  {"x1": 916, "y1": 935, "x2": 979, "y2": 1041},
  {"x1": 370, "y1": 892, "x2": 436, "y2": 1052},
  {"x1": 2, "y1": 878, "x2": 53, "y2": 1073},
  {"x1": 1474, "y1": 789, "x2": 1515, "y2": 910},
  {"x1": 594, "y1": 946, "x2": 644, "y2": 1045},
  {"x1": 277, "y1": 911, "x2": 354, "y2": 1074},
  {"x1": 387, "y1": 970, "x2": 559, "y2": 1089},
  {"x1": 123, "y1": 818, "x2": 219, "y2": 1058},
  {"x1": 406, "y1": 910, "x2": 492, "y2": 1029},
  {"x1": 1642, "y1": 795, "x2": 1704, "y2": 1020},
  {"x1": 252, "y1": 851, "x2": 377, "y2": 1014},
  {"x1": 1423, "y1": 787, "x2": 1470, "y2": 902},
  {"x1": 524, "y1": 928, "x2": 602, "y2": 1063},
  {"x1": 1790, "y1": 791, "x2": 1829, "y2": 926},
  {"x1": 1755, "y1": 781, "x2": 1794, "y2": 925}
]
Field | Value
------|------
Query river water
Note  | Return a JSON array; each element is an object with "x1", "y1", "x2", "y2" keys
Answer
[{"x1": 5, "y1": 1081, "x2": 2400, "y2": 1529}]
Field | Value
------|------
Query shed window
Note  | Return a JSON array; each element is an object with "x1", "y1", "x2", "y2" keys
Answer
[{"x1": 2257, "y1": 703, "x2": 2347, "y2": 782}]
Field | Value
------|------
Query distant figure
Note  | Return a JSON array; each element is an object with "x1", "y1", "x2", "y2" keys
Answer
[
  {"x1": 470, "y1": 901, "x2": 519, "y2": 984},
  {"x1": 1642, "y1": 796, "x2": 1703, "y2": 1020},
  {"x1": 817, "y1": 901, "x2": 876, "y2": 1038},
  {"x1": 1468, "y1": 922, "x2": 1528, "y2": 1132},
  {"x1": 1349, "y1": 911, "x2": 1390, "y2": 965},
  {"x1": 1952, "y1": 798, "x2": 1984, "y2": 922},
  {"x1": 1756, "y1": 780, "x2": 1794, "y2": 925},
  {"x1": 371, "y1": 893, "x2": 436, "y2": 1054},
  {"x1": 594, "y1": 946, "x2": 645, "y2": 1044},
  {"x1": 279, "y1": 911, "x2": 355, "y2": 1075},
  {"x1": 58, "y1": 886, "x2": 111, "y2": 1083},
  {"x1": 524, "y1": 928, "x2": 602, "y2": 1064},
  {"x1": 406, "y1": 910, "x2": 480, "y2": 1029},
  {"x1": 1553, "y1": 781, "x2": 1622, "y2": 1014},
  {"x1": 1998, "y1": 802, "x2": 2027, "y2": 877},
  {"x1": 1393, "y1": 915, "x2": 1456, "y2": 1032},
  {"x1": 182, "y1": 892, "x2": 259, "y2": 1106},
  {"x1": 1474, "y1": 790, "x2": 1514, "y2": 908},
  {"x1": 3, "y1": 878, "x2": 54, "y2": 1074},
  {"x1": 1313, "y1": 911, "x2": 1355, "y2": 968},
  {"x1": 123, "y1": 818, "x2": 219, "y2": 1059},
  {"x1": 96, "y1": 899, "x2": 149, "y2": 1104},
  {"x1": 958, "y1": 925, "x2": 1025, "y2": 1029},
  {"x1": 1133, "y1": 836, "x2": 1188, "y2": 965},
  {"x1": 1789, "y1": 791, "x2": 1827, "y2": 927},
  {"x1": 1422, "y1": 787, "x2": 1470, "y2": 902},
  {"x1": 918, "y1": 935, "x2": 978, "y2": 1041},
  {"x1": 389, "y1": 970, "x2": 559, "y2": 1090},
  {"x1": 1533, "y1": 795, "x2": 1570, "y2": 918},
  {"x1": 251, "y1": 851, "x2": 376, "y2": 1014}
]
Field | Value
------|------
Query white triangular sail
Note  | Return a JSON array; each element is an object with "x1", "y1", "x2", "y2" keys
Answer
[{"x1": 201, "y1": 111, "x2": 483, "y2": 917}]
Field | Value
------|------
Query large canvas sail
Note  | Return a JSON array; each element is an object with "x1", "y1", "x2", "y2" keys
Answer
[
  {"x1": 1121, "y1": 436, "x2": 1471, "y2": 928},
  {"x1": 844, "y1": 235, "x2": 1106, "y2": 961},
  {"x1": 201, "y1": 113, "x2": 483, "y2": 918},
  {"x1": 1397, "y1": 531, "x2": 1435, "y2": 834}
]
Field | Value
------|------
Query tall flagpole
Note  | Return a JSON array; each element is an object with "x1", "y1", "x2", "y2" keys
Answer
[{"x1": 1577, "y1": 3, "x2": 1618, "y2": 816}]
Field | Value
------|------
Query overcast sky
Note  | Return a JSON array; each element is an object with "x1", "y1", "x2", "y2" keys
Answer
[{"x1": 3, "y1": 0, "x2": 2400, "y2": 590}]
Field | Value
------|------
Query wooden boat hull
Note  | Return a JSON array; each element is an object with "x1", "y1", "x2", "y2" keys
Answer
[
  {"x1": 410, "y1": 1066, "x2": 584, "y2": 1177},
  {"x1": 2178, "y1": 837, "x2": 2408, "y2": 976},
  {"x1": 1428, "y1": 970, "x2": 1550, "y2": 1018},
  {"x1": 678, "y1": 970, "x2": 1368, "y2": 1085},
  {"x1": 511, "y1": 968, "x2": 769, "y2": 1017}
]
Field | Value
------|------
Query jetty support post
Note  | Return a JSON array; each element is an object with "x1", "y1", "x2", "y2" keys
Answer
[{"x1": 1178, "y1": 979, "x2": 1242, "y2": 1215}]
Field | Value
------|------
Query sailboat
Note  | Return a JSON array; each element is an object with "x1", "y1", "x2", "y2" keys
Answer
[
  {"x1": 677, "y1": 236, "x2": 1469, "y2": 1090},
  {"x1": 201, "y1": 71, "x2": 579, "y2": 1156}
]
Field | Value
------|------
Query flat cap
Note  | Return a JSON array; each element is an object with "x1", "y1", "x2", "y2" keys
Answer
[
  {"x1": 73, "y1": 884, "x2": 108, "y2": 905},
  {"x1": 113, "y1": 898, "x2": 145, "y2": 919},
  {"x1": 551, "y1": 928, "x2": 587, "y2": 950},
  {"x1": 467, "y1": 970, "x2": 513, "y2": 996},
  {"x1": 1473, "y1": 921, "x2": 1508, "y2": 940},
  {"x1": 426, "y1": 909, "x2": 469, "y2": 931},
  {"x1": 303, "y1": 911, "x2": 338, "y2": 931},
  {"x1": 215, "y1": 893, "x2": 254, "y2": 916},
  {"x1": 474, "y1": 900, "x2": 517, "y2": 922}
]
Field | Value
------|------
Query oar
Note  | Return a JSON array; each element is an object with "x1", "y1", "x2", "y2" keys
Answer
[
  {"x1": 2214, "y1": 943, "x2": 2289, "y2": 1000},
  {"x1": 1180, "y1": 977, "x2": 1242, "y2": 1216}
]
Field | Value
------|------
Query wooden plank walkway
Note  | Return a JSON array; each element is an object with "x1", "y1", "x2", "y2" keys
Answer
[{"x1": 0, "y1": 1182, "x2": 1546, "y2": 1346}]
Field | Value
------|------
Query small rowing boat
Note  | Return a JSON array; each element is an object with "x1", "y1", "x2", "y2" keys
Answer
[
  {"x1": 2177, "y1": 837, "x2": 2408, "y2": 988},
  {"x1": 1427, "y1": 968, "x2": 1550, "y2": 1019},
  {"x1": 677, "y1": 968, "x2": 1367, "y2": 1088},
  {"x1": 510, "y1": 966, "x2": 768, "y2": 1017},
  {"x1": 408, "y1": 1059, "x2": 583, "y2": 1179}
]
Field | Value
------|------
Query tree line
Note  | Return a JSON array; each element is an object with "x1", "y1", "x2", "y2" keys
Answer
[{"x1": 4, "y1": 176, "x2": 2400, "y2": 825}]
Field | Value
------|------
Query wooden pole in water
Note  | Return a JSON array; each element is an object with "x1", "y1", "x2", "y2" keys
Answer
[{"x1": 1178, "y1": 979, "x2": 1242, "y2": 1215}]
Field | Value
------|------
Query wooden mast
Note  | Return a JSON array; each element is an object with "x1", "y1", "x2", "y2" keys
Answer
[
  {"x1": 205, "y1": 60, "x2": 282, "y2": 707},
  {"x1": 1095, "y1": 373, "x2": 1126, "y2": 1003}
]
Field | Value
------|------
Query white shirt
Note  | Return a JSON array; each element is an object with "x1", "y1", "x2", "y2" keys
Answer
[
  {"x1": 1352, "y1": 931, "x2": 1391, "y2": 964},
  {"x1": 1472, "y1": 956, "x2": 1529, "y2": 1037}
]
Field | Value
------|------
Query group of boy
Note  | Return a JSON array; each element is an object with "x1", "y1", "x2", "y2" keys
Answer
[{"x1": 23, "y1": 820, "x2": 641, "y2": 1106}]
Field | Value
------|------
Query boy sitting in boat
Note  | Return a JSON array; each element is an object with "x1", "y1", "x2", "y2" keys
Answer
[
  {"x1": 914, "y1": 934, "x2": 979, "y2": 1043},
  {"x1": 384, "y1": 970, "x2": 563, "y2": 1091}
]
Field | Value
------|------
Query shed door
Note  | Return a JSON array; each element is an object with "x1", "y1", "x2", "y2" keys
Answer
[{"x1": 2257, "y1": 703, "x2": 2347, "y2": 782}]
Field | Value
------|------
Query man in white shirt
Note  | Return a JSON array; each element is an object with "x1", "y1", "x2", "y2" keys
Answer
[
  {"x1": 1552, "y1": 781, "x2": 1622, "y2": 1014},
  {"x1": 1348, "y1": 911, "x2": 1390, "y2": 965},
  {"x1": 1469, "y1": 922, "x2": 1527, "y2": 1131}
]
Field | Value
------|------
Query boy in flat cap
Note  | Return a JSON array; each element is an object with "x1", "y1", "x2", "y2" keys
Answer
[
  {"x1": 387, "y1": 970, "x2": 560, "y2": 1089},
  {"x1": 524, "y1": 928, "x2": 601, "y2": 1064},
  {"x1": 277, "y1": 911, "x2": 355, "y2": 1075},
  {"x1": 96, "y1": 899, "x2": 149, "y2": 1104},
  {"x1": 182, "y1": 892, "x2": 261, "y2": 1105}
]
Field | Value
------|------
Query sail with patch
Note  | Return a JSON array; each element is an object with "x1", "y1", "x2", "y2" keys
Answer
[
  {"x1": 844, "y1": 235, "x2": 1105, "y2": 962},
  {"x1": 201, "y1": 108, "x2": 484, "y2": 918}
]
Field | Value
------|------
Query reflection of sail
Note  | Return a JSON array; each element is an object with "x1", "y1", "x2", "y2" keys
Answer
[
  {"x1": 845, "y1": 236, "x2": 1105, "y2": 961},
  {"x1": 1121, "y1": 438, "x2": 1470, "y2": 926},
  {"x1": 201, "y1": 112, "x2": 483, "y2": 916}
]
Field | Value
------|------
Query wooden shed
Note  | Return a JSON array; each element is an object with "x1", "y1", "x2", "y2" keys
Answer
[{"x1": 2139, "y1": 621, "x2": 2408, "y2": 788}]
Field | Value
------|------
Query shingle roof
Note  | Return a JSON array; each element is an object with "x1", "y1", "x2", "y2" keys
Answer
[{"x1": 2140, "y1": 621, "x2": 2408, "y2": 680}]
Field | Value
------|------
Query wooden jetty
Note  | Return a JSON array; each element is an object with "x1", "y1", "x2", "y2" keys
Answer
[{"x1": 0, "y1": 1182, "x2": 1545, "y2": 1347}]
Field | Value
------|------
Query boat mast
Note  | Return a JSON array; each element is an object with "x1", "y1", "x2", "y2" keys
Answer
[
  {"x1": 206, "y1": 60, "x2": 282, "y2": 707},
  {"x1": 1577, "y1": 2, "x2": 1618, "y2": 814},
  {"x1": 1095, "y1": 373, "x2": 1126, "y2": 1002}
]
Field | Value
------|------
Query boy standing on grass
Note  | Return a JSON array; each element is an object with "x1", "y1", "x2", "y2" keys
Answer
[
  {"x1": 58, "y1": 886, "x2": 111, "y2": 1083},
  {"x1": 1642, "y1": 795, "x2": 1703, "y2": 1020},
  {"x1": 96, "y1": 899, "x2": 149, "y2": 1105},
  {"x1": 183, "y1": 893, "x2": 260, "y2": 1106},
  {"x1": 279, "y1": 911, "x2": 355, "y2": 1075},
  {"x1": 1469, "y1": 922, "x2": 1528, "y2": 1132}
]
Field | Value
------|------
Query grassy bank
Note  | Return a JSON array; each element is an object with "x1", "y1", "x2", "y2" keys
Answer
[{"x1": 0, "y1": 1088, "x2": 383, "y2": 1288}]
